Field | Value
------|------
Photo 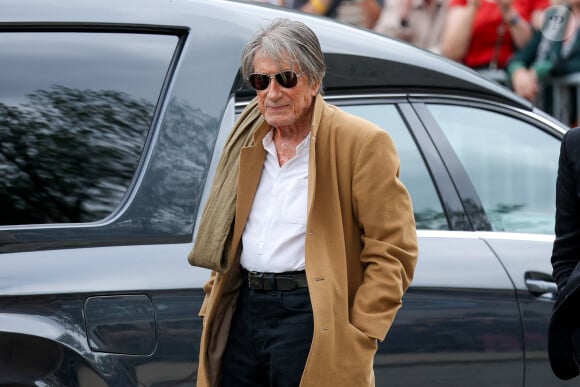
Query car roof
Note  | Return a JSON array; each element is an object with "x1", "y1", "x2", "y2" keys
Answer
[{"x1": 0, "y1": 0, "x2": 530, "y2": 108}]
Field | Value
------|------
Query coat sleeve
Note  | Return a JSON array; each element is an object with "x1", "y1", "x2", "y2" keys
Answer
[
  {"x1": 552, "y1": 127, "x2": 580, "y2": 291},
  {"x1": 350, "y1": 128, "x2": 419, "y2": 341}
]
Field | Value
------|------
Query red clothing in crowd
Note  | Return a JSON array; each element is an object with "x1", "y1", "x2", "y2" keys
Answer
[{"x1": 448, "y1": 0, "x2": 550, "y2": 69}]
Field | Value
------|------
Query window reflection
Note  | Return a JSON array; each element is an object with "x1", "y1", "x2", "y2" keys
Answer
[
  {"x1": 428, "y1": 105, "x2": 559, "y2": 234},
  {"x1": 0, "y1": 32, "x2": 178, "y2": 225}
]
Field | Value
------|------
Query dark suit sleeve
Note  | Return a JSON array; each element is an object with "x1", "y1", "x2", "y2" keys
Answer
[{"x1": 552, "y1": 127, "x2": 580, "y2": 291}]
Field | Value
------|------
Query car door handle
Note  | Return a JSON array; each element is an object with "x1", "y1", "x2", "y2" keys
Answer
[
  {"x1": 525, "y1": 271, "x2": 558, "y2": 298},
  {"x1": 525, "y1": 278, "x2": 558, "y2": 295}
]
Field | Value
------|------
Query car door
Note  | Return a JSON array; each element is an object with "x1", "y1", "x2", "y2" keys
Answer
[
  {"x1": 417, "y1": 100, "x2": 571, "y2": 387},
  {"x1": 333, "y1": 98, "x2": 525, "y2": 387}
]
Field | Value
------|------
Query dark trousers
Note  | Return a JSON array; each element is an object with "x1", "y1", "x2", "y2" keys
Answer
[{"x1": 221, "y1": 285, "x2": 314, "y2": 387}]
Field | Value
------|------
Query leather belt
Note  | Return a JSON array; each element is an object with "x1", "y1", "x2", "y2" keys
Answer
[{"x1": 244, "y1": 270, "x2": 308, "y2": 291}]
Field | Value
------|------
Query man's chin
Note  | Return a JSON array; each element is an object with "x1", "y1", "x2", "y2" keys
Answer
[{"x1": 265, "y1": 116, "x2": 293, "y2": 128}]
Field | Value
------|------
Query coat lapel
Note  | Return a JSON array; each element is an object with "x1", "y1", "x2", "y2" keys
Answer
[
  {"x1": 308, "y1": 94, "x2": 325, "y2": 216},
  {"x1": 232, "y1": 122, "x2": 270, "y2": 247}
]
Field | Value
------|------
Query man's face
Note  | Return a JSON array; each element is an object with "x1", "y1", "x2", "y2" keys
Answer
[{"x1": 252, "y1": 49, "x2": 320, "y2": 130}]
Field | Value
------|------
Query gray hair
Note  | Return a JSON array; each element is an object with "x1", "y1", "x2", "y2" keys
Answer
[{"x1": 241, "y1": 18, "x2": 326, "y2": 93}]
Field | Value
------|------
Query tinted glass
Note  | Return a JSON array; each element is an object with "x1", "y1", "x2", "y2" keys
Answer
[
  {"x1": 428, "y1": 105, "x2": 559, "y2": 234},
  {"x1": 341, "y1": 104, "x2": 448, "y2": 230},
  {"x1": 0, "y1": 32, "x2": 178, "y2": 225}
]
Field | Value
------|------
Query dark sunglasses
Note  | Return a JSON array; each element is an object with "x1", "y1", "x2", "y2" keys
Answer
[{"x1": 247, "y1": 70, "x2": 304, "y2": 91}]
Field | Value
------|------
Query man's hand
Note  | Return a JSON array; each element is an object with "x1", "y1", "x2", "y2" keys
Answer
[{"x1": 512, "y1": 67, "x2": 540, "y2": 101}]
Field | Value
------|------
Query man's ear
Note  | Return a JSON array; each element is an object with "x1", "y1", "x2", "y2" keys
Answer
[{"x1": 311, "y1": 82, "x2": 321, "y2": 96}]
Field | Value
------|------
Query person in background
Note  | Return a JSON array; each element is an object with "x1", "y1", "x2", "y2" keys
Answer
[
  {"x1": 334, "y1": 0, "x2": 383, "y2": 29},
  {"x1": 507, "y1": 1, "x2": 580, "y2": 108},
  {"x1": 250, "y1": 0, "x2": 343, "y2": 16},
  {"x1": 254, "y1": 0, "x2": 287, "y2": 5},
  {"x1": 548, "y1": 125, "x2": 580, "y2": 381},
  {"x1": 374, "y1": 0, "x2": 448, "y2": 53},
  {"x1": 285, "y1": 0, "x2": 344, "y2": 17},
  {"x1": 192, "y1": 18, "x2": 418, "y2": 387},
  {"x1": 440, "y1": 0, "x2": 549, "y2": 70},
  {"x1": 282, "y1": 0, "x2": 383, "y2": 29}
]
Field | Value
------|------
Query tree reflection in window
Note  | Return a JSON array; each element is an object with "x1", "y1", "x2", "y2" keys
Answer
[{"x1": 0, "y1": 86, "x2": 153, "y2": 225}]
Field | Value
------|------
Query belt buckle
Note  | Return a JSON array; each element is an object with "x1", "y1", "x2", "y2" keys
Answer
[
  {"x1": 247, "y1": 271, "x2": 264, "y2": 290},
  {"x1": 248, "y1": 272, "x2": 282, "y2": 291}
]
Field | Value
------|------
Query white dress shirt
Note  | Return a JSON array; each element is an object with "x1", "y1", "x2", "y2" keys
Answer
[{"x1": 240, "y1": 129, "x2": 310, "y2": 273}]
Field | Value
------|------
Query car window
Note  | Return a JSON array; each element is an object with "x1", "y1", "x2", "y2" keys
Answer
[
  {"x1": 0, "y1": 32, "x2": 178, "y2": 226},
  {"x1": 427, "y1": 104, "x2": 559, "y2": 234},
  {"x1": 341, "y1": 104, "x2": 448, "y2": 230}
]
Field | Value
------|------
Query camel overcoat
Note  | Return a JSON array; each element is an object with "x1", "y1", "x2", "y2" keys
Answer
[{"x1": 196, "y1": 95, "x2": 418, "y2": 387}]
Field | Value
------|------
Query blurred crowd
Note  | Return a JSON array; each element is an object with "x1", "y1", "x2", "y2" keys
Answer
[{"x1": 253, "y1": 0, "x2": 580, "y2": 126}]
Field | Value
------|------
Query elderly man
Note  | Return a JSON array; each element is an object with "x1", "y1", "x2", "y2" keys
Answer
[{"x1": 190, "y1": 18, "x2": 418, "y2": 387}]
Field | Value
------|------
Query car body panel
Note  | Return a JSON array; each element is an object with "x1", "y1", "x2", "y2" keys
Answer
[
  {"x1": 373, "y1": 232, "x2": 522, "y2": 385},
  {"x1": 482, "y1": 234, "x2": 558, "y2": 387},
  {"x1": 0, "y1": 0, "x2": 573, "y2": 386}
]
